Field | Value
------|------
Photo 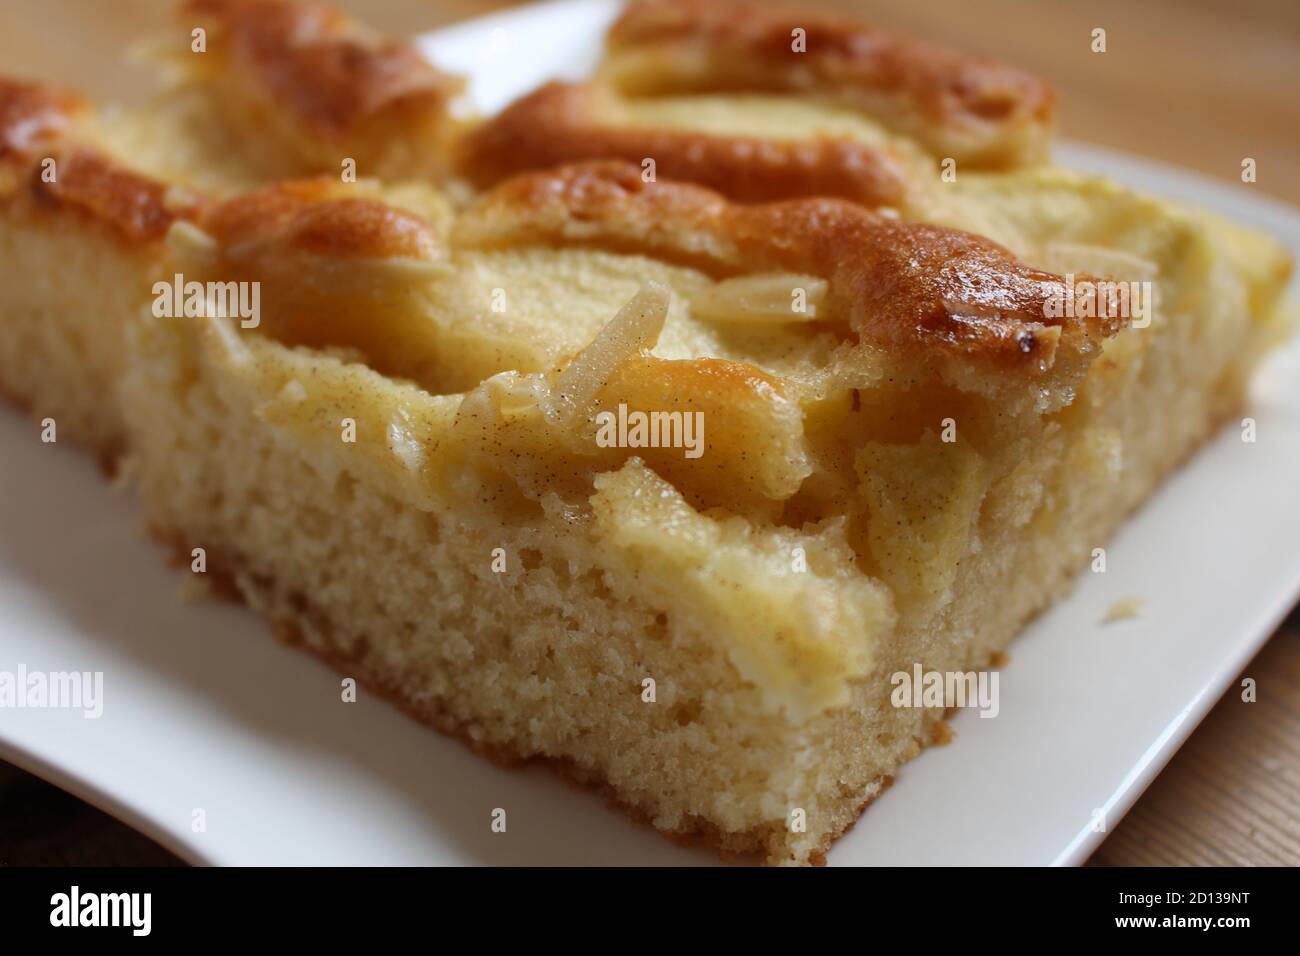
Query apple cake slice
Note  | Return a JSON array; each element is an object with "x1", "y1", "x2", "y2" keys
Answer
[
  {"x1": 0, "y1": 0, "x2": 1292, "y2": 865},
  {"x1": 120, "y1": 157, "x2": 1289, "y2": 864}
]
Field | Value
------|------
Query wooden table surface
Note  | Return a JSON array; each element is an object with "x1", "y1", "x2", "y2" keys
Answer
[{"x1": 0, "y1": 0, "x2": 1297, "y2": 867}]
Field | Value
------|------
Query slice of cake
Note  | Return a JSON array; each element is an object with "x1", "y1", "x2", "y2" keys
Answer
[
  {"x1": 0, "y1": 0, "x2": 1293, "y2": 865},
  {"x1": 123, "y1": 158, "x2": 1288, "y2": 864}
]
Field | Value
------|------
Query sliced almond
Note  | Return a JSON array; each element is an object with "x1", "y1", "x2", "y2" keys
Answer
[
  {"x1": 691, "y1": 273, "x2": 828, "y2": 324},
  {"x1": 548, "y1": 280, "x2": 670, "y2": 429}
]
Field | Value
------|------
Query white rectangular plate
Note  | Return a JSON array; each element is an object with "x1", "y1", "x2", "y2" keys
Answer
[{"x1": 2, "y1": 0, "x2": 1298, "y2": 866}]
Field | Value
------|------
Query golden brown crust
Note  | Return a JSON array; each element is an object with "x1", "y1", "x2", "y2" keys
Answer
[
  {"x1": 31, "y1": 146, "x2": 202, "y2": 243},
  {"x1": 187, "y1": 0, "x2": 461, "y2": 143},
  {"x1": 458, "y1": 80, "x2": 912, "y2": 207},
  {"x1": 457, "y1": 161, "x2": 1118, "y2": 370},
  {"x1": 0, "y1": 77, "x2": 86, "y2": 165},
  {"x1": 0, "y1": 76, "x2": 200, "y2": 243},
  {"x1": 194, "y1": 178, "x2": 441, "y2": 261},
  {"x1": 603, "y1": 0, "x2": 1055, "y2": 168}
]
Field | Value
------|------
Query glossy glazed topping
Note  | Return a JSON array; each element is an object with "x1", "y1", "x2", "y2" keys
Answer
[
  {"x1": 458, "y1": 80, "x2": 913, "y2": 207},
  {"x1": 33, "y1": 146, "x2": 202, "y2": 243},
  {"x1": 195, "y1": 178, "x2": 441, "y2": 261},
  {"x1": 457, "y1": 161, "x2": 1115, "y2": 369}
]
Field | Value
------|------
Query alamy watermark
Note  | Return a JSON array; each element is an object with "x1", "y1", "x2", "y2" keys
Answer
[
  {"x1": 152, "y1": 273, "x2": 260, "y2": 328},
  {"x1": 1043, "y1": 273, "x2": 1153, "y2": 329},
  {"x1": 595, "y1": 403, "x2": 704, "y2": 459},
  {"x1": 50, "y1": 886, "x2": 150, "y2": 936},
  {"x1": 0, "y1": 665, "x2": 103, "y2": 718},
  {"x1": 890, "y1": 663, "x2": 999, "y2": 718}
]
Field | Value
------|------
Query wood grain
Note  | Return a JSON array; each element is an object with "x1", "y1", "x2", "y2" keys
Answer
[
  {"x1": 1088, "y1": 623, "x2": 1300, "y2": 866},
  {"x1": 0, "y1": 0, "x2": 1295, "y2": 868}
]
